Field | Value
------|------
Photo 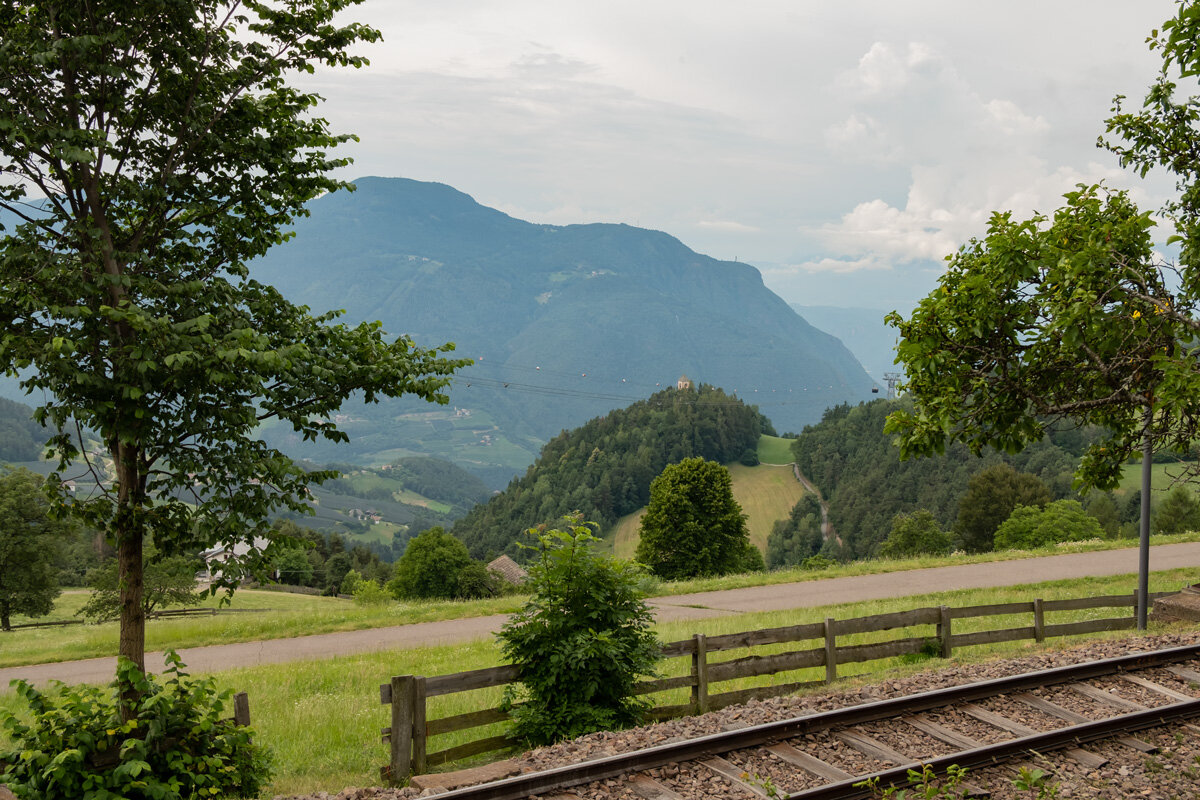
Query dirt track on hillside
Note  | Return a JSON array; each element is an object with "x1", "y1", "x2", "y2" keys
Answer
[{"x1": 3, "y1": 541, "x2": 1198, "y2": 688}]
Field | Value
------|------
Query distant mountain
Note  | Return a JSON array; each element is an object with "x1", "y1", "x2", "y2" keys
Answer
[
  {"x1": 791, "y1": 305, "x2": 899, "y2": 387},
  {"x1": 251, "y1": 177, "x2": 876, "y2": 482}
]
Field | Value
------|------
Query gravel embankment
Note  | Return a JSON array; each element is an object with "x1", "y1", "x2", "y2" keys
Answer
[{"x1": 275, "y1": 628, "x2": 1200, "y2": 800}]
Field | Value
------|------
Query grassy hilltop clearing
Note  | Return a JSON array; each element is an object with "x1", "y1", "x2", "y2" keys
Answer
[{"x1": 607, "y1": 436, "x2": 807, "y2": 558}]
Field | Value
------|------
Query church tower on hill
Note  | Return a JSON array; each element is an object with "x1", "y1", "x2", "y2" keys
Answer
[{"x1": 677, "y1": 374, "x2": 693, "y2": 390}]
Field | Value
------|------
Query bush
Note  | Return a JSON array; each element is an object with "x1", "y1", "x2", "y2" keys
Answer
[
  {"x1": 739, "y1": 448, "x2": 760, "y2": 466},
  {"x1": 994, "y1": 500, "x2": 1103, "y2": 550},
  {"x1": 878, "y1": 509, "x2": 953, "y2": 559},
  {"x1": 0, "y1": 652, "x2": 270, "y2": 799},
  {"x1": 387, "y1": 527, "x2": 492, "y2": 600},
  {"x1": 497, "y1": 516, "x2": 660, "y2": 746},
  {"x1": 801, "y1": 554, "x2": 836, "y2": 571},
  {"x1": 340, "y1": 568, "x2": 363, "y2": 595},
  {"x1": 352, "y1": 579, "x2": 391, "y2": 606}
]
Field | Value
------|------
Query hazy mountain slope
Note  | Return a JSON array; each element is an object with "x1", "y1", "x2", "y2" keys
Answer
[
  {"x1": 251, "y1": 178, "x2": 875, "y2": 480},
  {"x1": 791, "y1": 305, "x2": 899, "y2": 385}
]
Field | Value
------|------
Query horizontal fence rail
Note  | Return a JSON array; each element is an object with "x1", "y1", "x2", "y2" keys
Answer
[{"x1": 379, "y1": 591, "x2": 1172, "y2": 780}]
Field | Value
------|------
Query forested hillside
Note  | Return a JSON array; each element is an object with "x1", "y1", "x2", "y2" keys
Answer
[
  {"x1": 452, "y1": 385, "x2": 766, "y2": 558},
  {"x1": 0, "y1": 396, "x2": 45, "y2": 463},
  {"x1": 792, "y1": 399, "x2": 1101, "y2": 558}
]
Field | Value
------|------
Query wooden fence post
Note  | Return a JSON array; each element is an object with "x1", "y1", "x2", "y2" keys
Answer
[
  {"x1": 1033, "y1": 598, "x2": 1046, "y2": 643},
  {"x1": 389, "y1": 675, "x2": 415, "y2": 781},
  {"x1": 412, "y1": 676, "x2": 428, "y2": 774},
  {"x1": 232, "y1": 692, "x2": 250, "y2": 727},
  {"x1": 690, "y1": 633, "x2": 709, "y2": 714},
  {"x1": 937, "y1": 606, "x2": 952, "y2": 658},
  {"x1": 824, "y1": 618, "x2": 837, "y2": 684}
]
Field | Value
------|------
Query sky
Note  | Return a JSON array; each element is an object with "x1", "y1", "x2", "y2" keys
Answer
[{"x1": 303, "y1": 0, "x2": 1182, "y2": 313}]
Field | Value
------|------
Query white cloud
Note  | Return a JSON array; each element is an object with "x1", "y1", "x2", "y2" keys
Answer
[
  {"x1": 778, "y1": 255, "x2": 893, "y2": 275},
  {"x1": 984, "y1": 99, "x2": 1050, "y2": 136},
  {"x1": 696, "y1": 220, "x2": 762, "y2": 233}
]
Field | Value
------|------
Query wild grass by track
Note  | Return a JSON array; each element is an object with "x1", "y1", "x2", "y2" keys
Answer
[{"x1": 3, "y1": 569, "x2": 1195, "y2": 796}]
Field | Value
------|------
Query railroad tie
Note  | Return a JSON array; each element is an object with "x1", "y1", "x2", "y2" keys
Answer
[
  {"x1": 1012, "y1": 693, "x2": 1157, "y2": 753},
  {"x1": 1165, "y1": 665, "x2": 1200, "y2": 685},
  {"x1": 766, "y1": 742, "x2": 853, "y2": 782},
  {"x1": 625, "y1": 773, "x2": 685, "y2": 800},
  {"x1": 700, "y1": 756, "x2": 775, "y2": 798},
  {"x1": 960, "y1": 704, "x2": 1108, "y2": 769},
  {"x1": 1074, "y1": 680, "x2": 1200, "y2": 735},
  {"x1": 836, "y1": 728, "x2": 991, "y2": 797},
  {"x1": 904, "y1": 715, "x2": 1051, "y2": 778}
]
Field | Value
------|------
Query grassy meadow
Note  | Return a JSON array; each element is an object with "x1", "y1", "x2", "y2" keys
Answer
[
  {"x1": 3, "y1": 569, "x2": 1195, "y2": 796},
  {"x1": 605, "y1": 458, "x2": 807, "y2": 558}
]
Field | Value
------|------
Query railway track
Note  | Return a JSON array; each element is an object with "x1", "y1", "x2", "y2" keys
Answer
[{"x1": 425, "y1": 643, "x2": 1200, "y2": 800}]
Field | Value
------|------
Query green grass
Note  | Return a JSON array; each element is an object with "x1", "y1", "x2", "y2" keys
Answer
[
  {"x1": 3, "y1": 569, "x2": 1192, "y2": 796},
  {"x1": 9, "y1": 532, "x2": 1200, "y2": 668},
  {"x1": 756, "y1": 434, "x2": 796, "y2": 465},
  {"x1": 1117, "y1": 460, "x2": 1200, "y2": 496},
  {"x1": 0, "y1": 589, "x2": 525, "y2": 669},
  {"x1": 604, "y1": 459, "x2": 808, "y2": 557}
]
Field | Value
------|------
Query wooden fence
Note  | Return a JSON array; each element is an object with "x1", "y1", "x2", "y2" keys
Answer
[
  {"x1": 2, "y1": 606, "x2": 275, "y2": 632},
  {"x1": 379, "y1": 591, "x2": 1171, "y2": 779}
]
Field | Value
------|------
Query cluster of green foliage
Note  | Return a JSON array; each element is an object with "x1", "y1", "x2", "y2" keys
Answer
[
  {"x1": 0, "y1": 467, "x2": 73, "y2": 630},
  {"x1": 268, "y1": 520, "x2": 393, "y2": 595},
  {"x1": 635, "y1": 457, "x2": 762, "y2": 579},
  {"x1": 387, "y1": 527, "x2": 496, "y2": 600},
  {"x1": 888, "y1": 2, "x2": 1200, "y2": 494},
  {"x1": 0, "y1": 653, "x2": 270, "y2": 799},
  {"x1": 453, "y1": 386, "x2": 766, "y2": 558},
  {"x1": 766, "y1": 493, "x2": 825, "y2": 568},
  {"x1": 498, "y1": 518, "x2": 660, "y2": 746},
  {"x1": 78, "y1": 546, "x2": 202, "y2": 624},
  {"x1": 0, "y1": 397, "x2": 45, "y2": 463},
  {"x1": 994, "y1": 500, "x2": 1104, "y2": 550},
  {"x1": 791, "y1": 400, "x2": 1098, "y2": 558},
  {"x1": 879, "y1": 510, "x2": 953, "y2": 559},
  {"x1": 1154, "y1": 486, "x2": 1200, "y2": 535},
  {"x1": 0, "y1": 0, "x2": 468, "y2": 686}
]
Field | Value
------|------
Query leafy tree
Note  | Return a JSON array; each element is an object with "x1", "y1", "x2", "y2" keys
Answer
[
  {"x1": 954, "y1": 464, "x2": 1051, "y2": 553},
  {"x1": 635, "y1": 457, "x2": 757, "y2": 579},
  {"x1": 994, "y1": 500, "x2": 1104, "y2": 550},
  {"x1": 879, "y1": 510, "x2": 952, "y2": 559},
  {"x1": 1083, "y1": 492, "x2": 1122, "y2": 538},
  {"x1": 498, "y1": 518, "x2": 659, "y2": 746},
  {"x1": 886, "y1": 186, "x2": 1178, "y2": 492},
  {"x1": 889, "y1": 2, "x2": 1200, "y2": 493},
  {"x1": 0, "y1": 467, "x2": 71, "y2": 630},
  {"x1": 0, "y1": 1, "x2": 468, "y2": 686},
  {"x1": 1153, "y1": 486, "x2": 1200, "y2": 535},
  {"x1": 272, "y1": 546, "x2": 315, "y2": 587},
  {"x1": 388, "y1": 527, "x2": 492, "y2": 600},
  {"x1": 766, "y1": 494, "x2": 824, "y2": 569},
  {"x1": 79, "y1": 547, "x2": 202, "y2": 624}
]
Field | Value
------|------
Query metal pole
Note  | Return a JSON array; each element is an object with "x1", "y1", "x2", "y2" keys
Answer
[{"x1": 1138, "y1": 406, "x2": 1152, "y2": 630}]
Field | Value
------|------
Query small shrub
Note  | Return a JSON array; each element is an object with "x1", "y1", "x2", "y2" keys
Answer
[
  {"x1": 0, "y1": 652, "x2": 270, "y2": 799},
  {"x1": 498, "y1": 516, "x2": 660, "y2": 746},
  {"x1": 352, "y1": 578, "x2": 391, "y2": 606},
  {"x1": 801, "y1": 554, "x2": 835, "y2": 571},
  {"x1": 340, "y1": 568, "x2": 363, "y2": 595}
]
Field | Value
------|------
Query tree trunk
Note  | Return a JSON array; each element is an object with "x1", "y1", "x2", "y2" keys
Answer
[
  {"x1": 1, "y1": 604, "x2": 10, "y2": 632},
  {"x1": 113, "y1": 440, "x2": 147, "y2": 720}
]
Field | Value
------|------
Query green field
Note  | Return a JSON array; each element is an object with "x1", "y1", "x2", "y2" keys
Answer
[
  {"x1": 1117, "y1": 460, "x2": 1200, "y2": 496},
  {"x1": 606, "y1": 459, "x2": 807, "y2": 558},
  {"x1": 4, "y1": 569, "x2": 1195, "y2": 795},
  {"x1": 756, "y1": 434, "x2": 796, "y2": 465}
]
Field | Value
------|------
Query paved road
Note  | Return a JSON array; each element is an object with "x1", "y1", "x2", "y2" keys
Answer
[{"x1": 3, "y1": 541, "x2": 1198, "y2": 689}]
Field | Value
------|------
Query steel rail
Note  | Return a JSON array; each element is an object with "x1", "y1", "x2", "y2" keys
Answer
[
  {"x1": 426, "y1": 643, "x2": 1200, "y2": 800},
  {"x1": 789, "y1": 698, "x2": 1200, "y2": 799}
]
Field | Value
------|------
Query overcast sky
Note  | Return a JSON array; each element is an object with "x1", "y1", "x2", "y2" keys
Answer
[{"x1": 304, "y1": 0, "x2": 1181, "y2": 312}]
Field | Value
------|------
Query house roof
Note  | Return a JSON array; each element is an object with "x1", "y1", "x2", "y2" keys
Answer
[{"x1": 487, "y1": 554, "x2": 528, "y2": 584}]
